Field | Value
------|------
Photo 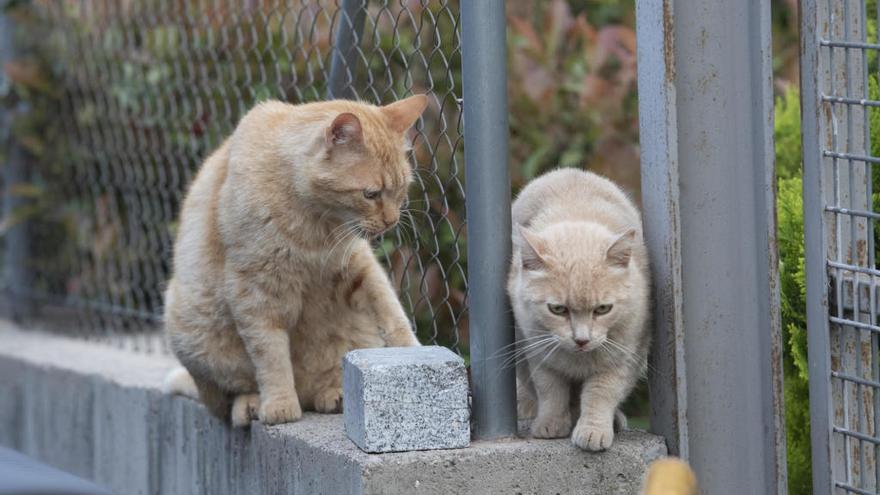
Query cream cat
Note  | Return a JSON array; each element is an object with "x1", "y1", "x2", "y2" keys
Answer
[
  {"x1": 163, "y1": 95, "x2": 427, "y2": 427},
  {"x1": 507, "y1": 168, "x2": 650, "y2": 451}
]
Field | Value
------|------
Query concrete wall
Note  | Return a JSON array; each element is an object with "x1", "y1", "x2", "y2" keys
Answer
[{"x1": 0, "y1": 322, "x2": 666, "y2": 494}]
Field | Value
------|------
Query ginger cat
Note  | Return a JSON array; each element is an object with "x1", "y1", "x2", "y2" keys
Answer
[
  {"x1": 508, "y1": 168, "x2": 650, "y2": 451},
  {"x1": 163, "y1": 95, "x2": 427, "y2": 426}
]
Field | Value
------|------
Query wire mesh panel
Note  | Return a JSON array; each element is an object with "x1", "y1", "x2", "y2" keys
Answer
[
  {"x1": 2, "y1": 0, "x2": 466, "y2": 353},
  {"x1": 802, "y1": 0, "x2": 880, "y2": 492}
]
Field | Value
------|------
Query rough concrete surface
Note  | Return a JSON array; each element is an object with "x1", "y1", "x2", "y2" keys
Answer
[
  {"x1": 344, "y1": 346, "x2": 470, "y2": 453},
  {"x1": 0, "y1": 321, "x2": 666, "y2": 494}
]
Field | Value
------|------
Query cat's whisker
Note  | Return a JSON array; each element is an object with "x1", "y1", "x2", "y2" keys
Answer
[
  {"x1": 603, "y1": 338, "x2": 642, "y2": 362},
  {"x1": 322, "y1": 225, "x2": 358, "y2": 264},
  {"x1": 320, "y1": 222, "x2": 362, "y2": 280},
  {"x1": 526, "y1": 341, "x2": 561, "y2": 379},
  {"x1": 494, "y1": 335, "x2": 556, "y2": 359},
  {"x1": 487, "y1": 335, "x2": 555, "y2": 365},
  {"x1": 401, "y1": 210, "x2": 419, "y2": 244},
  {"x1": 602, "y1": 338, "x2": 656, "y2": 373},
  {"x1": 490, "y1": 334, "x2": 554, "y2": 354},
  {"x1": 500, "y1": 337, "x2": 558, "y2": 369},
  {"x1": 339, "y1": 226, "x2": 364, "y2": 269},
  {"x1": 324, "y1": 219, "x2": 360, "y2": 245},
  {"x1": 322, "y1": 220, "x2": 360, "y2": 257},
  {"x1": 395, "y1": 212, "x2": 417, "y2": 247},
  {"x1": 499, "y1": 341, "x2": 550, "y2": 368}
]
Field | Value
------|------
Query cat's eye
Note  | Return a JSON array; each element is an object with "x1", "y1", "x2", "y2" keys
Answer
[
  {"x1": 547, "y1": 303, "x2": 569, "y2": 315},
  {"x1": 363, "y1": 189, "x2": 381, "y2": 200},
  {"x1": 594, "y1": 304, "x2": 613, "y2": 315}
]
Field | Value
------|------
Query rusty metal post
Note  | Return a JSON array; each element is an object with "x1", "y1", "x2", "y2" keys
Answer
[{"x1": 636, "y1": 0, "x2": 786, "y2": 492}]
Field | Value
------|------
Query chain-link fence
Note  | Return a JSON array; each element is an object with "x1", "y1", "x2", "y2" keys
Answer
[
  {"x1": 1, "y1": 0, "x2": 467, "y2": 354},
  {"x1": 802, "y1": 0, "x2": 880, "y2": 492}
]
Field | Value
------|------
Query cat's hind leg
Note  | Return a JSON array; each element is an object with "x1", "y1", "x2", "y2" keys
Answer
[
  {"x1": 192, "y1": 375, "x2": 232, "y2": 421},
  {"x1": 516, "y1": 359, "x2": 538, "y2": 419},
  {"x1": 614, "y1": 408, "x2": 628, "y2": 432},
  {"x1": 313, "y1": 387, "x2": 343, "y2": 413}
]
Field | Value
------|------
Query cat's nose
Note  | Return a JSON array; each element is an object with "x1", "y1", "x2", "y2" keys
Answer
[
  {"x1": 383, "y1": 218, "x2": 398, "y2": 229},
  {"x1": 574, "y1": 338, "x2": 590, "y2": 348}
]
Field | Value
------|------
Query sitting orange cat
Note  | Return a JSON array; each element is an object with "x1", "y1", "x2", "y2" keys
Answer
[{"x1": 163, "y1": 96, "x2": 427, "y2": 426}]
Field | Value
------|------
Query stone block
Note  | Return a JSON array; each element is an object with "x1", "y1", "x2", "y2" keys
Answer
[{"x1": 343, "y1": 346, "x2": 470, "y2": 453}]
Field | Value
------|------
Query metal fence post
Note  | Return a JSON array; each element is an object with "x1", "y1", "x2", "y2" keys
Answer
[
  {"x1": 636, "y1": 0, "x2": 786, "y2": 492},
  {"x1": 460, "y1": 0, "x2": 517, "y2": 439},
  {"x1": 635, "y1": 0, "x2": 689, "y2": 459},
  {"x1": 327, "y1": 0, "x2": 367, "y2": 100},
  {"x1": 0, "y1": 12, "x2": 33, "y2": 321},
  {"x1": 799, "y1": 1, "x2": 833, "y2": 491}
]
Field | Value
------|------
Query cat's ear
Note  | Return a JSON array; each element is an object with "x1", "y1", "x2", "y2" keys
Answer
[
  {"x1": 606, "y1": 229, "x2": 636, "y2": 268},
  {"x1": 518, "y1": 226, "x2": 548, "y2": 271},
  {"x1": 325, "y1": 112, "x2": 363, "y2": 147},
  {"x1": 381, "y1": 94, "x2": 429, "y2": 134}
]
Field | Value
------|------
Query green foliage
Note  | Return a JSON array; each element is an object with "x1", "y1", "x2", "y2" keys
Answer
[
  {"x1": 775, "y1": 90, "x2": 802, "y2": 181},
  {"x1": 777, "y1": 175, "x2": 811, "y2": 495},
  {"x1": 775, "y1": 90, "x2": 811, "y2": 494},
  {"x1": 507, "y1": 0, "x2": 640, "y2": 194}
]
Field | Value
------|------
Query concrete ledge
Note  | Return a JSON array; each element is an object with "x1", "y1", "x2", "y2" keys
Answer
[{"x1": 0, "y1": 321, "x2": 666, "y2": 494}]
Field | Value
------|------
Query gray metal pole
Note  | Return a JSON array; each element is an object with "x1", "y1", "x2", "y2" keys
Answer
[
  {"x1": 635, "y1": 0, "x2": 688, "y2": 459},
  {"x1": 0, "y1": 12, "x2": 32, "y2": 320},
  {"x1": 461, "y1": 0, "x2": 517, "y2": 439},
  {"x1": 799, "y1": 0, "x2": 833, "y2": 483},
  {"x1": 327, "y1": 0, "x2": 367, "y2": 100},
  {"x1": 636, "y1": 0, "x2": 786, "y2": 492}
]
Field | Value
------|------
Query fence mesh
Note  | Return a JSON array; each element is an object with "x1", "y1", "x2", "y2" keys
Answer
[
  {"x1": 2, "y1": 0, "x2": 467, "y2": 354},
  {"x1": 809, "y1": 0, "x2": 880, "y2": 492}
]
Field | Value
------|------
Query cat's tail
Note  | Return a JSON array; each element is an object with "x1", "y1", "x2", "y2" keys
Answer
[{"x1": 162, "y1": 366, "x2": 199, "y2": 400}]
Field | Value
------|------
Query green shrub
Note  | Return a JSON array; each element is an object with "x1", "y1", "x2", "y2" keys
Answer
[
  {"x1": 775, "y1": 87, "x2": 811, "y2": 495},
  {"x1": 777, "y1": 174, "x2": 811, "y2": 495},
  {"x1": 775, "y1": 90, "x2": 802, "y2": 181}
]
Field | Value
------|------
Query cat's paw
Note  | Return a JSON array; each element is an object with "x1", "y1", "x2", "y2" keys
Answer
[
  {"x1": 530, "y1": 413, "x2": 573, "y2": 438},
  {"x1": 231, "y1": 394, "x2": 260, "y2": 428},
  {"x1": 258, "y1": 395, "x2": 302, "y2": 425},
  {"x1": 314, "y1": 388, "x2": 343, "y2": 413},
  {"x1": 571, "y1": 420, "x2": 615, "y2": 451},
  {"x1": 387, "y1": 324, "x2": 421, "y2": 347}
]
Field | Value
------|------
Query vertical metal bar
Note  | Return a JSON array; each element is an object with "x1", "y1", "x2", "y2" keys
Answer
[
  {"x1": 326, "y1": 0, "x2": 367, "y2": 100},
  {"x1": 800, "y1": 0, "x2": 834, "y2": 491},
  {"x1": 637, "y1": 0, "x2": 786, "y2": 492},
  {"x1": 460, "y1": 0, "x2": 516, "y2": 439},
  {"x1": 0, "y1": 12, "x2": 32, "y2": 321},
  {"x1": 635, "y1": 0, "x2": 689, "y2": 458}
]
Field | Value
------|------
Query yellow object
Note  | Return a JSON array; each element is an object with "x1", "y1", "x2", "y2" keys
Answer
[{"x1": 643, "y1": 457, "x2": 699, "y2": 495}]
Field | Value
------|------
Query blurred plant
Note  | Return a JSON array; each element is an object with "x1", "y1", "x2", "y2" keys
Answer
[
  {"x1": 507, "y1": 0, "x2": 640, "y2": 197},
  {"x1": 0, "y1": 0, "x2": 84, "y2": 300}
]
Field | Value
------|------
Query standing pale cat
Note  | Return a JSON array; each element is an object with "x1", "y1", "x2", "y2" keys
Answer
[
  {"x1": 507, "y1": 168, "x2": 650, "y2": 451},
  {"x1": 163, "y1": 95, "x2": 427, "y2": 426}
]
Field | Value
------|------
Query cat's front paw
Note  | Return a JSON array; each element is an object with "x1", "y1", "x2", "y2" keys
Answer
[
  {"x1": 231, "y1": 393, "x2": 260, "y2": 427},
  {"x1": 258, "y1": 395, "x2": 302, "y2": 425},
  {"x1": 387, "y1": 323, "x2": 421, "y2": 347},
  {"x1": 571, "y1": 420, "x2": 614, "y2": 451},
  {"x1": 314, "y1": 387, "x2": 343, "y2": 413},
  {"x1": 530, "y1": 413, "x2": 572, "y2": 438}
]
